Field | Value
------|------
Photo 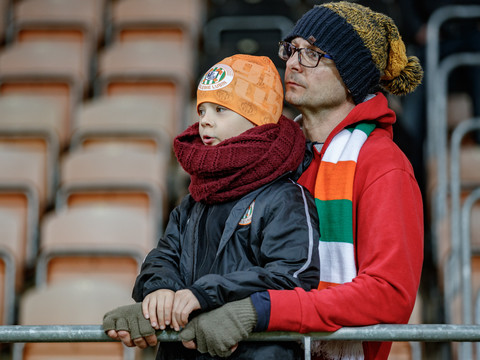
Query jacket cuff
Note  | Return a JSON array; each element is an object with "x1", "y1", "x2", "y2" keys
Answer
[
  {"x1": 250, "y1": 292, "x2": 270, "y2": 331},
  {"x1": 188, "y1": 285, "x2": 210, "y2": 310}
]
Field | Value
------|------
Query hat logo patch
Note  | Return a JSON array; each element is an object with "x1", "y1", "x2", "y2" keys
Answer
[
  {"x1": 239, "y1": 200, "x2": 255, "y2": 226},
  {"x1": 199, "y1": 64, "x2": 234, "y2": 91}
]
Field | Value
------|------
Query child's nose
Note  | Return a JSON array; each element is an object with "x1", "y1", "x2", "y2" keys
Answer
[{"x1": 200, "y1": 113, "x2": 214, "y2": 126}]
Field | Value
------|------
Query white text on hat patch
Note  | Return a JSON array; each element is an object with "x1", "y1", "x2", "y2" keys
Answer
[{"x1": 198, "y1": 64, "x2": 234, "y2": 91}]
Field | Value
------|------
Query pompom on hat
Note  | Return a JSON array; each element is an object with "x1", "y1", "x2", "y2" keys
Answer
[
  {"x1": 284, "y1": 1, "x2": 424, "y2": 104},
  {"x1": 197, "y1": 54, "x2": 284, "y2": 126}
]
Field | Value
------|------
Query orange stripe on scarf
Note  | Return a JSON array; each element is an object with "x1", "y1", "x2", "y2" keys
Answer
[{"x1": 314, "y1": 160, "x2": 356, "y2": 201}]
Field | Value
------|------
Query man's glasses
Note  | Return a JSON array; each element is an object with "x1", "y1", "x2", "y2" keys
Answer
[{"x1": 278, "y1": 41, "x2": 333, "y2": 68}]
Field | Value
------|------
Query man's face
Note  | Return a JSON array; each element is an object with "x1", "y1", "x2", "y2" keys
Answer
[{"x1": 284, "y1": 37, "x2": 350, "y2": 112}]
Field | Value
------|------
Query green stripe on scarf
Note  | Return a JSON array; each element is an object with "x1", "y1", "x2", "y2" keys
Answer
[{"x1": 316, "y1": 199, "x2": 353, "y2": 244}]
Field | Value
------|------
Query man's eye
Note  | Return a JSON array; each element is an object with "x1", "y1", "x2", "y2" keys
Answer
[{"x1": 305, "y1": 49, "x2": 320, "y2": 60}]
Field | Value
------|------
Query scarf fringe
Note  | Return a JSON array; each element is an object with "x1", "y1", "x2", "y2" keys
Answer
[{"x1": 312, "y1": 340, "x2": 364, "y2": 360}]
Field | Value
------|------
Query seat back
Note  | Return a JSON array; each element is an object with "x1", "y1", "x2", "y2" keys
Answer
[
  {"x1": 57, "y1": 147, "x2": 168, "y2": 232},
  {"x1": 37, "y1": 205, "x2": 155, "y2": 288},
  {"x1": 70, "y1": 95, "x2": 173, "y2": 157},
  {"x1": 0, "y1": 41, "x2": 87, "y2": 145},
  {"x1": 0, "y1": 147, "x2": 43, "y2": 267},
  {"x1": 95, "y1": 40, "x2": 192, "y2": 134},
  {"x1": 13, "y1": 0, "x2": 104, "y2": 79},
  {"x1": 110, "y1": 0, "x2": 205, "y2": 50},
  {"x1": 0, "y1": 95, "x2": 63, "y2": 205},
  {"x1": 0, "y1": 209, "x2": 21, "y2": 324},
  {"x1": 15, "y1": 278, "x2": 136, "y2": 360}
]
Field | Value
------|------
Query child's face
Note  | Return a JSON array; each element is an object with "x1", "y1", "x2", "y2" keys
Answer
[{"x1": 198, "y1": 102, "x2": 255, "y2": 146}]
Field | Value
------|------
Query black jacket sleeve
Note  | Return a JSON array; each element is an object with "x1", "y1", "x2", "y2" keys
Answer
[{"x1": 132, "y1": 196, "x2": 191, "y2": 302}]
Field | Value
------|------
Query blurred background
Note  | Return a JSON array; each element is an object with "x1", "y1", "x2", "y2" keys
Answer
[{"x1": 0, "y1": 0, "x2": 478, "y2": 359}]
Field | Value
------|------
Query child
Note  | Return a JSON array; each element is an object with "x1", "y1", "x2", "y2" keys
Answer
[{"x1": 103, "y1": 54, "x2": 320, "y2": 359}]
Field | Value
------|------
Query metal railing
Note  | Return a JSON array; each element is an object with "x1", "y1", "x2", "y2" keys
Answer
[
  {"x1": 425, "y1": 5, "x2": 480, "y2": 266},
  {"x1": 2, "y1": 324, "x2": 480, "y2": 360}
]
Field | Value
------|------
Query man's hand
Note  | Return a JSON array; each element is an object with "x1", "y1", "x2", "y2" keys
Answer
[
  {"x1": 179, "y1": 298, "x2": 257, "y2": 357},
  {"x1": 103, "y1": 303, "x2": 157, "y2": 349}
]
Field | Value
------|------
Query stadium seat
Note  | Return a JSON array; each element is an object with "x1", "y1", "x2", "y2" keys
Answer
[
  {"x1": 12, "y1": 0, "x2": 105, "y2": 84},
  {"x1": 0, "y1": 41, "x2": 88, "y2": 146},
  {"x1": 109, "y1": 0, "x2": 205, "y2": 51},
  {"x1": 0, "y1": 147, "x2": 43, "y2": 268},
  {"x1": 95, "y1": 40, "x2": 193, "y2": 134},
  {"x1": 0, "y1": 95, "x2": 63, "y2": 206},
  {"x1": 207, "y1": 0, "x2": 302, "y2": 19},
  {"x1": 57, "y1": 147, "x2": 167, "y2": 235},
  {"x1": 13, "y1": 278, "x2": 138, "y2": 360},
  {"x1": 0, "y1": 209, "x2": 22, "y2": 325},
  {"x1": 70, "y1": 95, "x2": 173, "y2": 158},
  {"x1": 201, "y1": 15, "x2": 293, "y2": 77},
  {"x1": 35, "y1": 205, "x2": 155, "y2": 288}
]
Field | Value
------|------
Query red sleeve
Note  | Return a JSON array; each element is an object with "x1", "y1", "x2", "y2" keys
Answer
[{"x1": 267, "y1": 160, "x2": 424, "y2": 333}]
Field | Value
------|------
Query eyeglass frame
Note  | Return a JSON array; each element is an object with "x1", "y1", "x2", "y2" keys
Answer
[{"x1": 278, "y1": 41, "x2": 333, "y2": 68}]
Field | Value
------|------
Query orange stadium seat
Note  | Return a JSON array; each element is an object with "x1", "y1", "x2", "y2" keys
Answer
[
  {"x1": 13, "y1": 278, "x2": 138, "y2": 360},
  {"x1": 109, "y1": 0, "x2": 205, "y2": 51},
  {"x1": 0, "y1": 41, "x2": 88, "y2": 146},
  {"x1": 0, "y1": 209, "x2": 22, "y2": 325},
  {"x1": 95, "y1": 40, "x2": 193, "y2": 134},
  {"x1": 12, "y1": 0, "x2": 105, "y2": 83},
  {"x1": 35, "y1": 205, "x2": 155, "y2": 288},
  {"x1": 70, "y1": 95, "x2": 173, "y2": 158},
  {"x1": 0, "y1": 95, "x2": 63, "y2": 206},
  {"x1": 57, "y1": 147, "x2": 168, "y2": 234},
  {"x1": 0, "y1": 147, "x2": 44, "y2": 268}
]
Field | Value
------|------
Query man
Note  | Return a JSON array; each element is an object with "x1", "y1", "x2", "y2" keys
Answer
[{"x1": 178, "y1": 2, "x2": 424, "y2": 360}]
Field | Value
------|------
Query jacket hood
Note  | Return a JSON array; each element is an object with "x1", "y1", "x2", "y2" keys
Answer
[
  {"x1": 323, "y1": 92, "x2": 396, "y2": 152},
  {"x1": 292, "y1": 92, "x2": 397, "y2": 178}
]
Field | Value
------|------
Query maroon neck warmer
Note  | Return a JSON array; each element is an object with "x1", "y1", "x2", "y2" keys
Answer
[{"x1": 174, "y1": 116, "x2": 306, "y2": 204}]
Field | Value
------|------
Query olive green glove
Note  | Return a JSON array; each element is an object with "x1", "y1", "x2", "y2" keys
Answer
[
  {"x1": 103, "y1": 303, "x2": 155, "y2": 340},
  {"x1": 179, "y1": 298, "x2": 258, "y2": 358}
]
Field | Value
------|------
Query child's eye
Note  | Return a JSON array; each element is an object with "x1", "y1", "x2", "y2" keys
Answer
[
  {"x1": 216, "y1": 106, "x2": 227, "y2": 113},
  {"x1": 198, "y1": 108, "x2": 205, "y2": 116}
]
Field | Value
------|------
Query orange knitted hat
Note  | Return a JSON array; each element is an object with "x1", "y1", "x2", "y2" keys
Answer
[{"x1": 197, "y1": 54, "x2": 284, "y2": 126}]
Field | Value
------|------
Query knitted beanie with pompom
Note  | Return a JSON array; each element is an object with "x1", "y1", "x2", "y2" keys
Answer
[{"x1": 284, "y1": 1, "x2": 423, "y2": 104}]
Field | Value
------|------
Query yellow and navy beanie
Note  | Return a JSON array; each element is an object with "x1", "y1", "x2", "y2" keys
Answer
[{"x1": 284, "y1": 1, "x2": 423, "y2": 104}]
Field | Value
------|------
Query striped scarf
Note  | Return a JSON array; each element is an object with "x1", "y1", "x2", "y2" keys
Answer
[
  {"x1": 315, "y1": 122, "x2": 375, "y2": 289},
  {"x1": 313, "y1": 122, "x2": 375, "y2": 360}
]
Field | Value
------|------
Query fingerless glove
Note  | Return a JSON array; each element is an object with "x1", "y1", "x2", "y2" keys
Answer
[
  {"x1": 179, "y1": 298, "x2": 257, "y2": 357},
  {"x1": 103, "y1": 303, "x2": 155, "y2": 340}
]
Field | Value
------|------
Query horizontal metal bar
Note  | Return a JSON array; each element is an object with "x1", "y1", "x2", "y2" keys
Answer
[{"x1": 1, "y1": 324, "x2": 480, "y2": 343}]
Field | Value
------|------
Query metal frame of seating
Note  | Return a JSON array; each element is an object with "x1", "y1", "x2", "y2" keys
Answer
[
  {"x1": 462, "y1": 187, "x2": 480, "y2": 360},
  {"x1": 449, "y1": 119, "x2": 480, "y2": 359},
  {"x1": 425, "y1": 5, "x2": 480, "y2": 328}
]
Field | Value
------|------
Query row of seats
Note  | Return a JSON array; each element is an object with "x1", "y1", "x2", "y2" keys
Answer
[
  {"x1": 0, "y1": 1, "x2": 451, "y2": 359},
  {"x1": 0, "y1": 5, "x2": 199, "y2": 360}
]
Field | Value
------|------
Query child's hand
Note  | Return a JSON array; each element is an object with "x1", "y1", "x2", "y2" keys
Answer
[
  {"x1": 142, "y1": 289, "x2": 175, "y2": 330},
  {"x1": 171, "y1": 289, "x2": 201, "y2": 331}
]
